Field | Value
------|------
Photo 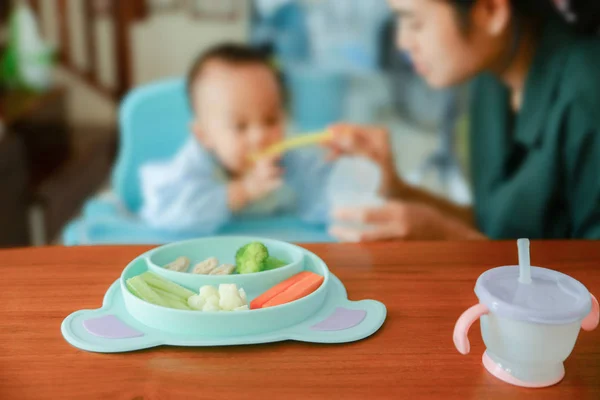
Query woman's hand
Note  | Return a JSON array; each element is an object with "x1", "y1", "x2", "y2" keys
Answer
[
  {"x1": 326, "y1": 123, "x2": 393, "y2": 165},
  {"x1": 325, "y1": 123, "x2": 404, "y2": 198},
  {"x1": 329, "y1": 201, "x2": 485, "y2": 242}
]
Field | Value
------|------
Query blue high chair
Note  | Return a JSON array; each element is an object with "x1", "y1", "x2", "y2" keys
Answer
[{"x1": 63, "y1": 78, "x2": 334, "y2": 245}]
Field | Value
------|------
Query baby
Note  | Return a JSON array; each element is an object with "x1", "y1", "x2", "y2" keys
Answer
[{"x1": 139, "y1": 44, "x2": 332, "y2": 233}]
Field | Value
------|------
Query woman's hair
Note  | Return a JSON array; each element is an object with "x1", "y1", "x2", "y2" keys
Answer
[{"x1": 448, "y1": 0, "x2": 600, "y2": 35}]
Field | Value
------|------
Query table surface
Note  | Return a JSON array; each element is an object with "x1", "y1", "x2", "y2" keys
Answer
[{"x1": 1, "y1": 241, "x2": 599, "y2": 400}]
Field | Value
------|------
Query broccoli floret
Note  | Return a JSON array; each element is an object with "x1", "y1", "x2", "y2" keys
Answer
[
  {"x1": 235, "y1": 244, "x2": 250, "y2": 268},
  {"x1": 235, "y1": 242, "x2": 269, "y2": 274},
  {"x1": 265, "y1": 257, "x2": 287, "y2": 270}
]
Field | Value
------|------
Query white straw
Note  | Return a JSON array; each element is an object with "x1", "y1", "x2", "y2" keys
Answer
[{"x1": 517, "y1": 239, "x2": 532, "y2": 284}]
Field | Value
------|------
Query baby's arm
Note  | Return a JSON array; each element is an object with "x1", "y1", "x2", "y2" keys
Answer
[
  {"x1": 138, "y1": 140, "x2": 235, "y2": 233},
  {"x1": 139, "y1": 162, "x2": 232, "y2": 234},
  {"x1": 139, "y1": 142, "x2": 287, "y2": 232}
]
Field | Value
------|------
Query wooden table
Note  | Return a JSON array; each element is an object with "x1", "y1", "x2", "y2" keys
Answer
[{"x1": 1, "y1": 241, "x2": 599, "y2": 399}]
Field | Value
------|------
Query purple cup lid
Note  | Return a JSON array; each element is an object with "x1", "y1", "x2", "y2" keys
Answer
[{"x1": 475, "y1": 265, "x2": 592, "y2": 325}]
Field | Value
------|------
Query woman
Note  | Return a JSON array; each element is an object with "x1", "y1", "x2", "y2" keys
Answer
[{"x1": 325, "y1": 0, "x2": 600, "y2": 241}]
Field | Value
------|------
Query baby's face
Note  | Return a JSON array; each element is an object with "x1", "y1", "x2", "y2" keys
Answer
[{"x1": 192, "y1": 62, "x2": 285, "y2": 176}]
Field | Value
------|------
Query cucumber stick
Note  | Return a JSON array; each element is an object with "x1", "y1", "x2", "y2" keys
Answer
[
  {"x1": 126, "y1": 279, "x2": 142, "y2": 299},
  {"x1": 140, "y1": 272, "x2": 195, "y2": 299},
  {"x1": 154, "y1": 287, "x2": 187, "y2": 302},
  {"x1": 127, "y1": 276, "x2": 193, "y2": 310},
  {"x1": 126, "y1": 276, "x2": 167, "y2": 307},
  {"x1": 164, "y1": 298, "x2": 192, "y2": 310},
  {"x1": 154, "y1": 287, "x2": 192, "y2": 310}
]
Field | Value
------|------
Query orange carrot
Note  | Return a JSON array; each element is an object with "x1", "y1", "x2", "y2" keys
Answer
[
  {"x1": 250, "y1": 271, "x2": 317, "y2": 310},
  {"x1": 262, "y1": 274, "x2": 324, "y2": 308}
]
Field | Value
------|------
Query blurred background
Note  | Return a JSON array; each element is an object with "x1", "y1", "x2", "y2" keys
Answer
[{"x1": 0, "y1": 0, "x2": 472, "y2": 248}]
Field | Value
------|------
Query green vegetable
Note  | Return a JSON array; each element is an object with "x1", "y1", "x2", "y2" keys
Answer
[
  {"x1": 265, "y1": 257, "x2": 287, "y2": 270},
  {"x1": 140, "y1": 272, "x2": 195, "y2": 299},
  {"x1": 127, "y1": 274, "x2": 193, "y2": 310},
  {"x1": 235, "y1": 242, "x2": 269, "y2": 274},
  {"x1": 234, "y1": 242, "x2": 288, "y2": 273},
  {"x1": 126, "y1": 276, "x2": 167, "y2": 307},
  {"x1": 163, "y1": 297, "x2": 192, "y2": 310},
  {"x1": 154, "y1": 287, "x2": 189, "y2": 303},
  {"x1": 126, "y1": 279, "x2": 142, "y2": 299},
  {"x1": 235, "y1": 244, "x2": 251, "y2": 269}
]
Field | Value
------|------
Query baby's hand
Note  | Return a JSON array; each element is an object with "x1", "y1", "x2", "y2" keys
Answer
[{"x1": 243, "y1": 156, "x2": 284, "y2": 202}]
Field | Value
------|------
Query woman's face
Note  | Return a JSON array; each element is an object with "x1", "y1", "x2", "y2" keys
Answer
[{"x1": 389, "y1": 0, "x2": 511, "y2": 88}]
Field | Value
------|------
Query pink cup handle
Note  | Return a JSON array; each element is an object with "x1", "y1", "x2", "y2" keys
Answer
[
  {"x1": 582, "y1": 294, "x2": 599, "y2": 332},
  {"x1": 453, "y1": 303, "x2": 489, "y2": 355}
]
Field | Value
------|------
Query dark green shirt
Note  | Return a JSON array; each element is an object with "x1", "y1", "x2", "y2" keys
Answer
[{"x1": 470, "y1": 21, "x2": 600, "y2": 239}]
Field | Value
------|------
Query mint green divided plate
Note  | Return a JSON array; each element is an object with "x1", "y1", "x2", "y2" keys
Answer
[{"x1": 61, "y1": 237, "x2": 387, "y2": 353}]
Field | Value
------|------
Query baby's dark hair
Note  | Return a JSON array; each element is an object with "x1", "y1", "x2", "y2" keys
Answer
[{"x1": 186, "y1": 43, "x2": 284, "y2": 109}]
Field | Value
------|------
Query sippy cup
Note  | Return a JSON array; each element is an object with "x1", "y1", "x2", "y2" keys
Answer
[
  {"x1": 327, "y1": 156, "x2": 383, "y2": 217},
  {"x1": 453, "y1": 239, "x2": 599, "y2": 388},
  {"x1": 327, "y1": 156, "x2": 384, "y2": 234}
]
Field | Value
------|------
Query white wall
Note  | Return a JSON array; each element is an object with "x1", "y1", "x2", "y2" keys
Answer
[
  {"x1": 36, "y1": 0, "x2": 251, "y2": 128},
  {"x1": 131, "y1": 5, "x2": 251, "y2": 85}
]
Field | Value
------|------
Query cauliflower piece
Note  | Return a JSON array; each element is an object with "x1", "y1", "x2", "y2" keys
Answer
[
  {"x1": 192, "y1": 284, "x2": 249, "y2": 312},
  {"x1": 205, "y1": 294, "x2": 220, "y2": 306},
  {"x1": 187, "y1": 295, "x2": 206, "y2": 311},
  {"x1": 164, "y1": 256, "x2": 190, "y2": 272},
  {"x1": 238, "y1": 288, "x2": 247, "y2": 304},
  {"x1": 193, "y1": 257, "x2": 219, "y2": 274},
  {"x1": 218, "y1": 284, "x2": 245, "y2": 311},
  {"x1": 199, "y1": 285, "x2": 219, "y2": 299},
  {"x1": 202, "y1": 302, "x2": 220, "y2": 312}
]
